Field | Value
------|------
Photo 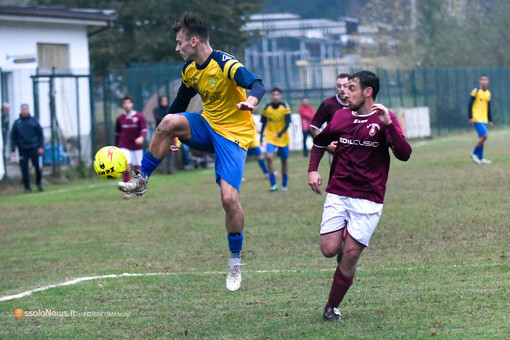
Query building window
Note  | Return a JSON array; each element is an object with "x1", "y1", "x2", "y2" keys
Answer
[{"x1": 37, "y1": 43, "x2": 70, "y2": 70}]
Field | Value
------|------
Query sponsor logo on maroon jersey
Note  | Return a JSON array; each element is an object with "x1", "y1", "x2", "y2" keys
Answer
[
  {"x1": 353, "y1": 118, "x2": 368, "y2": 124},
  {"x1": 338, "y1": 137, "x2": 379, "y2": 148},
  {"x1": 367, "y1": 123, "x2": 380, "y2": 137}
]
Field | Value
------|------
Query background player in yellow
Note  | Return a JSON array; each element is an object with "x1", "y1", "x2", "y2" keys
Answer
[
  {"x1": 260, "y1": 88, "x2": 291, "y2": 191},
  {"x1": 118, "y1": 12, "x2": 266, "y2": 292},
  {"x1": 246, "y1": 115, "x2": 269, "y2": 178},
  {"x1": 468, "y1": 75, "x2": 493, "y2": 164}
]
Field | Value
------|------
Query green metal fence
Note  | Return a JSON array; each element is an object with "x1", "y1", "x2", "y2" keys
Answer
[{"x1": 93, "y1": 64, "x2": 510, "y2": 147}]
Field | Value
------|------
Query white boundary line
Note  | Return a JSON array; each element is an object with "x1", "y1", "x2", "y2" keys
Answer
[{"x1": 0, "y1": 262, "x2": 503, "y2": 302}]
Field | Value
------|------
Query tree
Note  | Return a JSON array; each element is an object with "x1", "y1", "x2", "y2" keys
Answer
[
  {"x1": 33, "y1": 0, "x2": 260, "y2": 73},
  {"x1": 414, "y1": 0, "x2": 510, "y2": 67}
]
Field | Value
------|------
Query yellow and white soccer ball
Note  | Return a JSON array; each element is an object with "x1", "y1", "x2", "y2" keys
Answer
[{"x1": 93, "y1": 146, "x2": 127, "y2": 180}]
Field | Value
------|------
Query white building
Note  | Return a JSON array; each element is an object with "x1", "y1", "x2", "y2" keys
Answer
[
  {"x1": 243, "y1": 13, "x2": 359, "y2": 90},
  {"x1": 0, "y1": 5, "x2": 115, "y2": 178}
]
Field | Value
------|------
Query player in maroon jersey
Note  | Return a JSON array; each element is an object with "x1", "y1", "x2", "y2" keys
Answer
[
  {"x1": 311, "y1": 73, "x2": 350, "y2": 163},
  {"x1": 115, "y1": 95, "x2": 147, "y2": 199},
  {"x1": 308, "y1": 71, "x2": 412, "y2": 322},
  {"x1": 311, "y1": 73, "x2": 350, "y2": 138}
]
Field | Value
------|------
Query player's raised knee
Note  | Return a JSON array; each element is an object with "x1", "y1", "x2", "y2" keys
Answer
[
  {"x1": 158, "y1": 114, "x2": 183, "y2": 133},
  {"x1": 320, "y1": 242, "x2": 339, "y2": 258}
]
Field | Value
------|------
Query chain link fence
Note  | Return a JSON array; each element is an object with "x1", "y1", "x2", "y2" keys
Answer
[{"x1": 93, "y1": 64, "x2": 510, "y2": 147}]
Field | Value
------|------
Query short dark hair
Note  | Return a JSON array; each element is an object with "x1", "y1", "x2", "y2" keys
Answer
[
  {"x1": 480, "y1": 74, "x2": 489, "y2": 79},
  {"x1": 271, "y1": 87, "x2": 282, "y2": 94},
  {"x1": 172, "y1": 12, "x2": 208, "y2": 42},
  {"x1": 121, "y1": 95, "x2": 133, "y2": 104},
  {"x1": 349, "y1": 71, "x2": 380, "y2": 100},
  {"x1": 337, "y1": 73, "x2": 350, "y2": 79}
]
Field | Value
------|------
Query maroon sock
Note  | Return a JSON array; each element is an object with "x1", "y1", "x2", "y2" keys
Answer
[
  {"x1": 123, "y1": 171, "x2": 130, "y2": 183},
  {"x1": 326, "y1": 266, "x2": 354, "y2": 308}
]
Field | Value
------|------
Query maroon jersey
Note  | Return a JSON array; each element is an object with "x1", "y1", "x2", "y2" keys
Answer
[
  {"x1": 310, "y1": 95, "x2": 349, "y2": 131},
  {"x1": 308, "y1": 108, "x2": 411, "y2": 204},
  {"x1": 115, "y1": 112, "x2": 147, "y2": 150}
]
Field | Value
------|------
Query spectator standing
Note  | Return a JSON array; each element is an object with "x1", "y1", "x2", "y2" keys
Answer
[
  {"x1": 10, "y1": 104, "x2": 44, "y2": 193},
  {"x1": 298, "y1": 96, "x2": 315, "y2": 157}
]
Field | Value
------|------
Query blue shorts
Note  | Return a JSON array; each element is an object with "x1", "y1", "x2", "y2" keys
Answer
[
  {"x1": 178, "y1": 112, "x2": 247, "y2": 191},
  {"x1": 247, "y1": 146, "x2": 262, "y2": 157},
  {"x1": 266, "y1": 143, "x2": 289, "y2": 159},
  {"x1": 474, "y1": 122, "x2": 488, "y2": 137}
]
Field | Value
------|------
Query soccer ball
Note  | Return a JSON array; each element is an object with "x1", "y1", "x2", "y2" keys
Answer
[{"x1": 93, "y1": 146, "x2": 127, "y2": 180}]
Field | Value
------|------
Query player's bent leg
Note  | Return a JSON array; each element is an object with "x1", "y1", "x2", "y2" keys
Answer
[
  {"x1": 220, "y1": 179, "x2": 244, "y2": 292},
  {"x1": 150, "y1": 114, "x2": 192, "y2": 159},
  {"x1": 118, "y1": 115, "x2": 193, "y2": 196},
  {"x1": 320, "y1": 230, "x2": 344, "y2": 258},
  {"x1": 338, "y1": 232, "x2": 365, "y2": 278},
  {"x1": 281, "y1": 157, "x2": 288, "y2": 191},
  {"x1": 266, "y1": 153, "x2": 278, "y2": 190},
  {"x1": 323, "y1": 233, "x2": 364, "y2": 323}
]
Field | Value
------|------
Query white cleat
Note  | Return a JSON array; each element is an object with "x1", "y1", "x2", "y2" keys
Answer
[
  {"x1": 226, "y1": 261, "x2": 242, "y2": 292},
  {"x1": 118, "y1": 171, "x2": 148, "y2": 197},
  {"x1": 471, "y1": 153, "x2": 482, "y2": 164},
  {"x1": 480, "y1": 158, "x2": 492, "y2": 164}
]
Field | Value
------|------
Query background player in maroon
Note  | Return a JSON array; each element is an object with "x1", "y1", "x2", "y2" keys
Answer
[
  {"x1": 310, "y1": 73, "x2": 350, "y2": 138},
  {"x1": 308, "y1": 71, "x2": 412, "y2": 322},
  {"x1": 115, "y1": 95, "x2": 147, "y2": 199}
]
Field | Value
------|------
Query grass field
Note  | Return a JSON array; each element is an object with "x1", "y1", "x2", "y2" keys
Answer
[{"x1": 1, "y1": 128, "x2": 509, "y2": 339}]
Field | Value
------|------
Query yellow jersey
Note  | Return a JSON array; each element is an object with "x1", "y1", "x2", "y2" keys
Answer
[
  {"x1": 247, "y1": 116, "x2": 260, "y2": 149},
  {"x1": 181, "y1": 50, "x2": 258, "y2": 150},
  {"x1": 470, "y1": 87, "x2": 491, "y2": 123},
  {"x1": 262, "y1": 102, "x2": 291, "y2": 147}
]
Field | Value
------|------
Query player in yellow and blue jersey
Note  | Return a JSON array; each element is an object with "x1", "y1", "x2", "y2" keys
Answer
[
  {"x1": 468, "y1": 75, "x2": 493, "y2": 164},
  {"x1": 246, "y1": 116, "x2": 269, "y2": 178},
  {"x1": 260, "y1": 88, "x2": 291, "y2": 192},
  {"x1": 118, "y1": 12, "x2": 266, "y2": 292}
]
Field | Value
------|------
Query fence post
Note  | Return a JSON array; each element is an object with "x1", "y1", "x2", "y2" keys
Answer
[
  {"x1": 75, "y1": 77, "x2": 81, "y2": 163},
  {"x1": 33, "y1": 68, "x2": 40, "y2": 120},
  {"x1": 89, "y1": 71, "x2": 96, "y2": 160},
  {"x1": 49, "y1": 68, "x2": 57, "y2": 175}
]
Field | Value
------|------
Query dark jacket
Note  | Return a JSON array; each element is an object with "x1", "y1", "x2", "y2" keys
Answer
[
  {"x1": 10, "y1": 115, "x2": 44, "y2": 152},
  {"x1": 153, "y1": 105, "x2": 170, "y2": 126},
  {"x1": 1, "y1": 114, "x2": 9, "y2": 135}
]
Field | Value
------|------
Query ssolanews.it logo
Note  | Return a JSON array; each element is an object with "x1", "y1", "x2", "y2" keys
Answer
[{"x1": 14, "y1": 308, "x2": 24, "y2": 319}]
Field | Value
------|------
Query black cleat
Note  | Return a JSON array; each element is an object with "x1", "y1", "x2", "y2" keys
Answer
[{"x1": 323, "y1": 306, "x2": 343, "y2": 323}]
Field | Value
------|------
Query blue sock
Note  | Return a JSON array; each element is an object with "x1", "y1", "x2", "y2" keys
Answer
[
  {"x1": 282, "y1": 174, "x2": 288, "y2": 187},
  {"x1": 269, "y1": 173, "x2": 276, "y2": 186},
  {"x1": 258, "y1": 158, "x2": 269, "y2": 175},
  {"x1": 140, "y1": 150, "x2": 161, "y2": 177},
  {"x1": 473, "y1": 146, "x2": 480, "y2": 156},
  {"x1": 227, "y1": 233, "x2": 243, "y2": 255},
  {"x1": 478, "y1": 145, "x2": 484, "y2": 159}
]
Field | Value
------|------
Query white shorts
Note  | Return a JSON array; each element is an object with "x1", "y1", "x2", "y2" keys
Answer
[
  {"x1": 320, "y1": 193, "x2": 383, "y2": 246},
  {"x1": 120, "y1": 148, "x2": 143, "y2": 166}
]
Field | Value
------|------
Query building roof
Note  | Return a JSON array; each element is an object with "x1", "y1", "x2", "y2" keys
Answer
[{"x1": 0, "y1": 5, "x2": 116, "y2": 26}]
